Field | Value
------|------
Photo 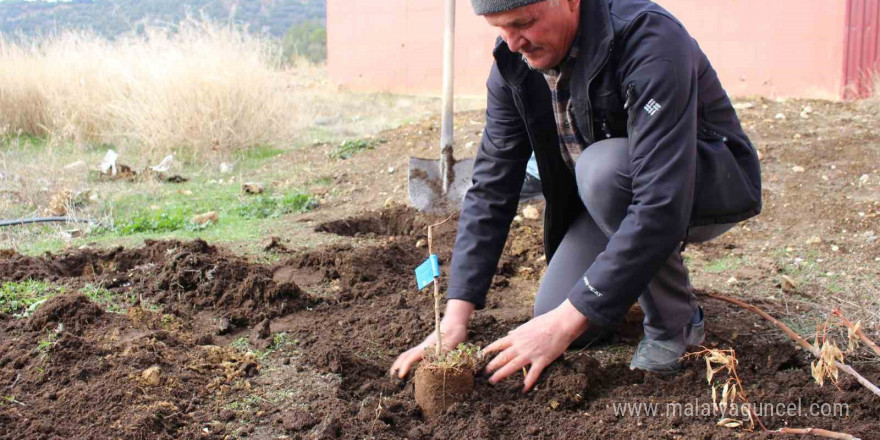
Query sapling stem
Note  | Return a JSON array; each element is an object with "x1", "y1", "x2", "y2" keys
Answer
[{"x1": 427, "y1": 213, "x2": 456, "y2": 360}]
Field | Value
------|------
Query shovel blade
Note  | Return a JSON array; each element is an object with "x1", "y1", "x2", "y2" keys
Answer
[{"x1": 407, "y1": 157, "x2": 474, "y2": 214}]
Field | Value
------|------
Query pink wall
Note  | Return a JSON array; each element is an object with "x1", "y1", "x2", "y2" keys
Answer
[
  {"x1": 327, "y1": 0, "x2": 498, "y2": 95},
  {"x1": 660, "y1": 0, "x2": 847, "y2": 99},
  {"x1": 328, "y1": 0, "x2": 851, "y2": 99}
]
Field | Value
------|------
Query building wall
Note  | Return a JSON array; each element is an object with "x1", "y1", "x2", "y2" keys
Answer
[{"x1": 328, "y1": 0, "x2": 852, "y2": 99}]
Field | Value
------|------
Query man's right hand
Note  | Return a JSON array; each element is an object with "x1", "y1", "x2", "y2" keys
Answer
[{"x1": 389, "y1": 299, "x2": 475, "y2": 379}]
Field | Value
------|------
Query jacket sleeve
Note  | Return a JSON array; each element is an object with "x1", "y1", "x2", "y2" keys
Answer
[
  {"x1": 567, "y1": 13, "x2": 699, "y2": 326},
  {"x1": 446, "y1": 62, "x2": 531, "y2": 309}
]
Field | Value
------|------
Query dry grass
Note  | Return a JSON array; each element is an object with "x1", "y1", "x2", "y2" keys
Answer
[{"x1": 0, "y1": 20, "x2": 297, "y2": 161}]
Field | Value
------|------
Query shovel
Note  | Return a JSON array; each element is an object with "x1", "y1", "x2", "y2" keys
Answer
[{"x1": 408, "y1": 0, "x2": 474, "y2": 214}]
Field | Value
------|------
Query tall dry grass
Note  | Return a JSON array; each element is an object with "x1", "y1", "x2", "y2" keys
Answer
[{"x1": 0, "y1": 20, "x2": 298, "y2": 160}]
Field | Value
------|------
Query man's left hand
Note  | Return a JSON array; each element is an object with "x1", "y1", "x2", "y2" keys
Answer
[{"x1": 483, "y1": 299, "x2": 589, "y2": 392}]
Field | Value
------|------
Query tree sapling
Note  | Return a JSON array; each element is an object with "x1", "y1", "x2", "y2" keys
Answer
[{"x1": 412, "y1": 214, "x2": 481, "y2": 418}]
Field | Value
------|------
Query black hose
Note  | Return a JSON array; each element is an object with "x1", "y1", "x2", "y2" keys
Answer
[{"x1": 0, "y1": 217, "x2": 99, "y2": 227}]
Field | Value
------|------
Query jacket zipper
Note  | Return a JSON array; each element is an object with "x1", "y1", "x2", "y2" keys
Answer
[
  {"x1": 600, "y1": 118, "x2": 611, "y2": 139},
  {"x1": 512, "y1": 88, "x2": 556, "y2": 257},
  {"x1": 624, "y1": 82, "x2": 636, "y2": 135},
  {"x1": 623, "y1": 83, "x2": 636, "y2": 110},
  {"x1": 584, "y1": 40, "x2": 615, "y2": 142}
]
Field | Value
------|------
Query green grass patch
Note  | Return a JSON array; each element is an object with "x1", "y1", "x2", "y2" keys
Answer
[
  {"x1": 329, "y1": 138, "x2": 383, "y2": 160},
  {"x1": 81, "y1": 284, "x2": 133, "y2": 314},
  {"x1": 104, "y1": 184, "x2": 317, "y2": 235},
  {"x1": 237, "y1": 193, "x2": 317, "y2": 219},
  {"x1": 34, "y1": 331, "x2": 59, "y2": 357},
  {"x1": 233, "y1": 144, "x2": 286, "y2": 162},
  {"x1": 1, "y1": 134, "x2": 48, "y2": 150},
  {"x1": 0, "y1": 280, "x2": 64, "y2": 317},
  {"x1": 703, "y1": 256, "x2": 742, "y2": 273},
  {"x1": 230, "y1": 332, "x2": 299, "y2": 361},
  {"x1": 115, "y1": 207, "x2": 201, "y2": 235}
]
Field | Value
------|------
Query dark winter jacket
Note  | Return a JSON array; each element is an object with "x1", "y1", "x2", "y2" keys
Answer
[{"x1": 446, "y1": 0, "x2": 762, "y2": 327}]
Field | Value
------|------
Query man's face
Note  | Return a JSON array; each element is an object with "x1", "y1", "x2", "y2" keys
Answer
[{"x1": 485, "y1": 0, "x2": 581, "y2": 70}]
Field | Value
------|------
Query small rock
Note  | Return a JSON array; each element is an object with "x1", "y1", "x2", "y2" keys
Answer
[
  {"x1": 805, "y1": 236, "x2": 823, "y2": 245},
  {"x1": 242, "y1": 182, "x2": 265, "y2": 194},
  {"x1": 387, "y1": 166, "x2": 395, "y2": 174},
  {"x1": 513, "y1": 215, "x2": 524, "y2": 223},
  {"x1": 756, "y1": 149, "x2": 764, "y2": 161},
  {"x1": 733, "y1": 102, "x2": 755, "y2": 110},
  {"x1": 859, "y1": 174, "x2": 869, "y2": 186},
  {"x1": 220, "y1": 162, "x2": 235, "y2": 173},
  {"x1": 774, "y1": 113, "x2": 786, "y2": 120},
  {"x1": 780, "y1": 275, "x2": 798, "y2": 292},
  {"x1": 141, "y1": 366, "x2": 162, "y2": 386},
  {"x1": 792, "y1": 166, "x2": 806, "y2": 173},
  {"x1": 61, "y1": 229, "x2": 83, "y2": 240},
  {"x1": 522, "y1": 205, "x2": 541, "y2": 220},
  {"x1": 192, "y1": 211, "x2": 219, "y2": 226},
  {"x1": 46, "y1": 189, "x2": 72, "y2": 216},
  {"x1": 415, "y1": 239, "x2": 426, "y2": 248},
  {"x1": 726, "y1": 277, "x2": 738, "y2": 285},
  {"x1": 217, "y1": 317, "x2": 232, "y2": 335},
  {"x1": 465, "y1": 141, "x2": 476, "y2": 148},
  {"x1": 831, "y1": 245, "x2": 840, "y2": 252}
]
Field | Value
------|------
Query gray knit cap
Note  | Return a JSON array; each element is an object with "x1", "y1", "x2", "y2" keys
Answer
[{"x1": 471, "y1": 0, "x2": 546, "y2": 15}]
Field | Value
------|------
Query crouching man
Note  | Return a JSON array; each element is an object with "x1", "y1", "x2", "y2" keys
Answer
[{"x1": 392, "y1": 0, "x2": 761, "y2": 391}]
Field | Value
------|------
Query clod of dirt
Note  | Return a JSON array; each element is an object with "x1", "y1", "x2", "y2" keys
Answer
[
  {"x1": 27, "y1": 294, "x2": 104, "y2": 334},
  {"x1": 311, "y1": 416, "x2": 342, "y2": 439},
  {"x1": 522, "y1": 204, "x2": 541, "y2": 220},
  {"x1": 249, "y1": 318, "x2": 272, "y2": 349},
  {"x1": 242, "y1": 182, "x2": 265, "y2": 194},
  {"x1": 141, "y1": 365, "x2": 162, "y2": 386},
  {"x1": 262, "y1": 235, "x2": 288, "y2": 252},
  {"x1": 281, "y1": 408, "x2": 320, "y2": 432},
  {"x1": 413, "y1": 364, "x2": 474, "y2": 418}
]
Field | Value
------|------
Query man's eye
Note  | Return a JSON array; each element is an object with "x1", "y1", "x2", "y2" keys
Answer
[{"x1": 514, "y1": 20, "x2": 534, "y2": 30}]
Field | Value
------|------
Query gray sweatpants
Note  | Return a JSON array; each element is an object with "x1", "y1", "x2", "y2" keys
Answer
[{"x1": 533, "y1": 138, "x2": 734, "y2": 345}]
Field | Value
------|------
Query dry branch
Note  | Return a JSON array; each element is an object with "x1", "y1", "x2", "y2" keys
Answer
[
  {"x1": 778, "y1": 427, "x2": 862, "y2": 440},
  {"x1": 832, "y1": 308, "x2": 880, "y2": 358},
  {"x1": 706, "y1": 292, "x2": 880, "y2": 398}
]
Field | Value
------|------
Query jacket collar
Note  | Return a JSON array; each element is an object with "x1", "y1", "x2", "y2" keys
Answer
[{"x1": 492, "y1": 0, "x2": 614, "y2": 90}]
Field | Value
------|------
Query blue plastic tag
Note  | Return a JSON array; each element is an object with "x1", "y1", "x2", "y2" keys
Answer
[{"x1": 415, "y1": 254, "x2": 440, "y2": 290}]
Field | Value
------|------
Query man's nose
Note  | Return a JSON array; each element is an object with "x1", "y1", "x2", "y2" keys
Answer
[{"x1": 501, "y1": 29, "x2": 526, "y2": 53}]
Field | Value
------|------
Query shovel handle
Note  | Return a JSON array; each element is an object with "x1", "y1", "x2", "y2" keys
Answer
[{"x1": 440, "y1": 0, "x2": 455, "y2": 193}]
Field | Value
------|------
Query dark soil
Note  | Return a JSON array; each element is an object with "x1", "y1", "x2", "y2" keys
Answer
[
  {"x1": 3, "y1": 96, "x2": 880, "y2": 439},
  {"x1": 2, "y1": 205, "x2": 878, "y2": 439}
]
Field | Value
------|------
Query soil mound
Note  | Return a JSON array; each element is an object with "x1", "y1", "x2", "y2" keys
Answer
[
  {"x1": 147, "y1": 241, "x2": 305, "y2": 327},
  {"x1": 1, "y1": 300, "x2": 258, "y2": 440},
  {"x1": 27, "y1": 293, "x2": 105, "y2": 334}
]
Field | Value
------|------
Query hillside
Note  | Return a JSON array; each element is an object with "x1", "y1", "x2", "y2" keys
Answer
[{"x1": 0, "y1": 0, "x2": 325, "y2": 38}]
